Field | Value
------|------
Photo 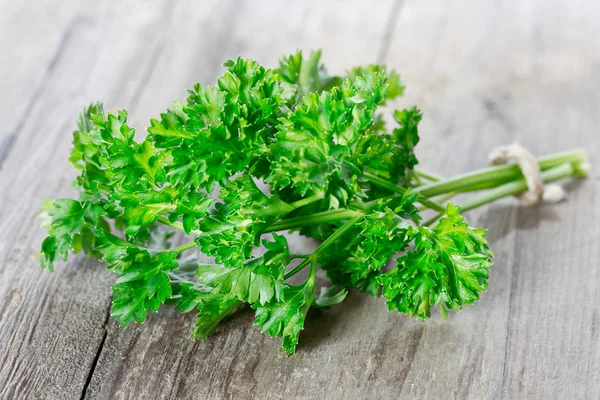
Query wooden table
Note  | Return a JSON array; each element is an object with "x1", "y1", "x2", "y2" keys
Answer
[{"x1": 1, "y1": 1, "x2": 599, "y2": 398}]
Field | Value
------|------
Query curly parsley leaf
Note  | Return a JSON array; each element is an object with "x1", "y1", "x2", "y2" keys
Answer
[
  {"x1": 252, "y1": 261, "x2": 316, "y2": 355},
  {"x1": 148, "y1": 57, "x2": 288, "y2": 192},
  {"x1": 320, "y1": 190, "x2": 419, "y2": 295},
  {"x1": 40, "y1": 199, "x2": 105, "y2": 271},
  {"x1": 267, "y1": 73, "x2": 389, "y2": 206},
  {"x1": 191, "y1": 233, "x2": 291, "y2": 338},
  {"x1": 42, "y1": 49, "x2": 575, "y2": 356},
  {"x1": 346, "y1": 64, "x2": 404, "y2": 102},
  {"x1": 379, "y1": 203, "x2": 493, "y2": 319},
  {"x1": 195, "y1": 177, "x2": 294, "y2": 267}
]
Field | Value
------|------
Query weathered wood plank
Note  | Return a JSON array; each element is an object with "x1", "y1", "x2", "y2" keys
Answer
[
  {"x1": 494, "y1": 0, "x2": 600, "y2": 397},
  {"x1": 384, "y1": 0, "x2": 600, "y2": 398},
  {"x1": 82, "y1": 0, "x2": 402, "y2": 398},
  {"x1": 0, "y1": 0, "x2": 598, "y2": 399},
  {"x1": 0, "y1": 2, "x2": 181, "y2": 398},
  {"x1": 0, "y1": 0, "x2": 92, "y2": 176},
  {"x1": 0, "y1": 134, "x2": 15, "y2": 170},
  {"x1": 383, "y1": 2, "x2": 522, "y2": 398},
  {"x1": 0, "y1": 0, "x2": 90, "y2": 140}
]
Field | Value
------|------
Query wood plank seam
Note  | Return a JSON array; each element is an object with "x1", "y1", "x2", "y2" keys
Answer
[
  {"x1": 500, "y1": 207, "x2": 521, "y2": 399},
  {"x1": 126, "y1": 0, "x2": 177, "y2": 114},
  {"x1": 78, "y1": 4, "x2": 184, "y2": 392},
  {"x1": 377, "y1": 0, "x2": 405, "y2": 63},
  {"x1": 78, "y1": 1, "x2": 244, "y2": 395},
  {"x1": 0, "y1": 134, "x2": 15, "y2": 170},
  {"x1": 80, "y1": 306, "x2": 111, "y2": 400},
  {"x1": 6, "y1": 16, "x2": 82, "y2": 145},
  {"x1": 0, "y1": 16, "x2": 81, "y2": 172}
]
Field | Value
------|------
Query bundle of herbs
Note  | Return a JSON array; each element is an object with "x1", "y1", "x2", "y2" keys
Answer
[{"x1": 40, "y1": 50, "x2": 589, "y2": 355}]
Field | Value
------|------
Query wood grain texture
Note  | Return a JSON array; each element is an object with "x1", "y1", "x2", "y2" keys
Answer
[
  {"x1": 0, "y1": 0, "x2": 598, "y2": 399},
  {"x1": 0, "y1": 134, "x2": 15, "y2": 170},
  {"x1": 0, "y1": 0, "x2": 89, "y2": 139},
  {"x1": 0, "y1": 1, "x2": 172, "y2": 398},
  {"x1": 385, "y1": 1, "x2": 600, "y2": 398}
]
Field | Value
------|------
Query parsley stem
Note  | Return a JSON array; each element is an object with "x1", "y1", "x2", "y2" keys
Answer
[
  {"x1": 171, "y1": 241, "x2": 196, "y2": 253},
  {"x1": 415, "y1": 149, "x2": 587, "y2": 197},
  {"x1": 434, "y1": 191, "x2": 458, "y2": 203},
  {"x1": 290, "y1": 253, "x2": 310, "y2": 259},
  {"x1": 423, "y1": 162, "x2": 582, "y2": 226},
  {"x1": 263, "y1": 209, "x2": 360, "y2": 233},
  {"x1": 159, "y1": 150, "x2": 588, "y2": 252},
  {"x1": 284, "y1": 257, "x2": 312, "y2": 279},
  {"x1": 307, "y1": 258, "x2": 317, "y2": 286},
  {"x1": 363, "y1": 172, "x2": 403, "y2": 194},
  {"x1": 158, "y1": 216, "x2": 188, "y2": 232},
  {"x1": 313, "y1": 214, "x2": 363, "y2": 257},
  {"x1": 288, "y1": 192, "x2": 324, "y2": 210},
  {"x1": 414, "y1": 168, "x2": 443, "y2": 182},
  {"x1": 168, "y1": 270, "x2": 197, "y2": 285},
  {"x1": 284, "y1": 214, "x2": 363, "y2": 279},
  {"x1": 419, "y1": 191, "x2": 457, "y2": 211},
  {"x1": 417, "y1": 196, "x2": 446, "y2": 212},
  {"x1": 365, "y1": 150, "x2": 586, "y2": 198},
  {"x1": 459, "y1": 162, "x2": 578, "y2": 212},
  {"x1": 158, "y1": 192, "x2": 325, "y2": 236}
]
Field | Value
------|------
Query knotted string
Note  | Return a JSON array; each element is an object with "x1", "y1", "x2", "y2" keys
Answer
[{"x1": 488, "y1": 143, "x2": 566, "y2": 206}]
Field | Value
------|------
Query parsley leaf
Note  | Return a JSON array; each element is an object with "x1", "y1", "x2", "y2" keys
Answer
[
  {"x1": 253, "y1": 259, "x2": 317, "y2": 355},
  {"x1": 267, "y1": 72, "x2": 388, "y2": 206},
  {"x1": 277, "y1": 49, "x2": 342, "y2": 102},
  {"x1": 191, "y1": 234, "x2": 290, "y2": 338},
  {"x1": 379, "y1": 204, "x2": 493, "y2": 319},
  {"x1": 39, "y1": 49, "x2": 584, "y2": 355},
  {"x1": 320, "y1": 190, "x2": 419, "y2": 295},
  {"x1": 40, "y1": 199, "x2": 105, "y2": 271}
]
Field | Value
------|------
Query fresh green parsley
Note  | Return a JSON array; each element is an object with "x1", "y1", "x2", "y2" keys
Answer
[{"x1": 40, "y1": 50, "x2": 589, "y2": 355}]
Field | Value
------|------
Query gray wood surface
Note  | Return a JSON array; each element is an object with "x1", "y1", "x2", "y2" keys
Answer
[{"x1": 1, "y1": 0, "x2": 599, "y2": 399}]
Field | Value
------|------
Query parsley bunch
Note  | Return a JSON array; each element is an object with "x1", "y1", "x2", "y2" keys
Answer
[{"x1": 40, "y1": 50, "x2": 589, "y2": 355}]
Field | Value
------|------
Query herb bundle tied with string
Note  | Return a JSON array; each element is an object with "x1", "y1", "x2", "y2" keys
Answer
[{"x1": 40, "y1": 50, "x2": 590, "y2": 355}]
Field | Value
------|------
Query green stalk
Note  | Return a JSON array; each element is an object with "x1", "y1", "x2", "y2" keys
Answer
[
  {"x1": 285, "y1": 214, "x2": 363, "y2": 279},
  {"x1": 433, "y1": 191, "x2": 458, "y2": 203},
  {"x1": 284, "y1": 257, "x2": 312, "y2": 279},
  {"x1": 363, "y1": 172, "x2": 404, "y2": 194},
  {"x1": 414, "y1": 149, "x2": 587, "y2": 197},
  {"x1": 414, "y1": 168, "x2": 443, "y2": 182},
  {"x1": 460, "y1": 163, "x2": 579, "y2": 211},
  {"x1": 419, "y1": 191, "x2": 458, "y2": 211},
  {"x1": 366, "y1": 150, "x2": 586, "y2": 198},
  {"x1": 160, "y1": 150, "x2": 588, "y2": 249},
  {"x1": 159, "y1": 192, "x2": 324, "y2": 236},
  {"x1": 264, "y1": 209, "x2": 360, "y2": 233},
  {"x1": 313, "y1": 214, "x2": 363, "y2": 257},
  {"x1": 171, "y1": 241, "x2": 197, "y2": 253},
  {"x1": 417, "y1": 196, "x2": 446, "y2": 212},
  {"x1": 306, "y1": 258, "x2": 317, "y2": 286},
  {"x1": 158, "y1": 216, "x2": 188, "y2": 233},
  {"x1": 422, "y1": 162, "x2": 584, "y2": 226},
  {"x1": 288, "y1": 192, "x2": 324, "y2": 210},
  {"x1": 290, "y1": 253, "x2": 310, "y2": 260},
  {"x1": 537, "y1": 149, "x2": 589, "y2": 170},
  {"x1": 160, "y1": 208, "x2": 359, "y2": 241}
]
